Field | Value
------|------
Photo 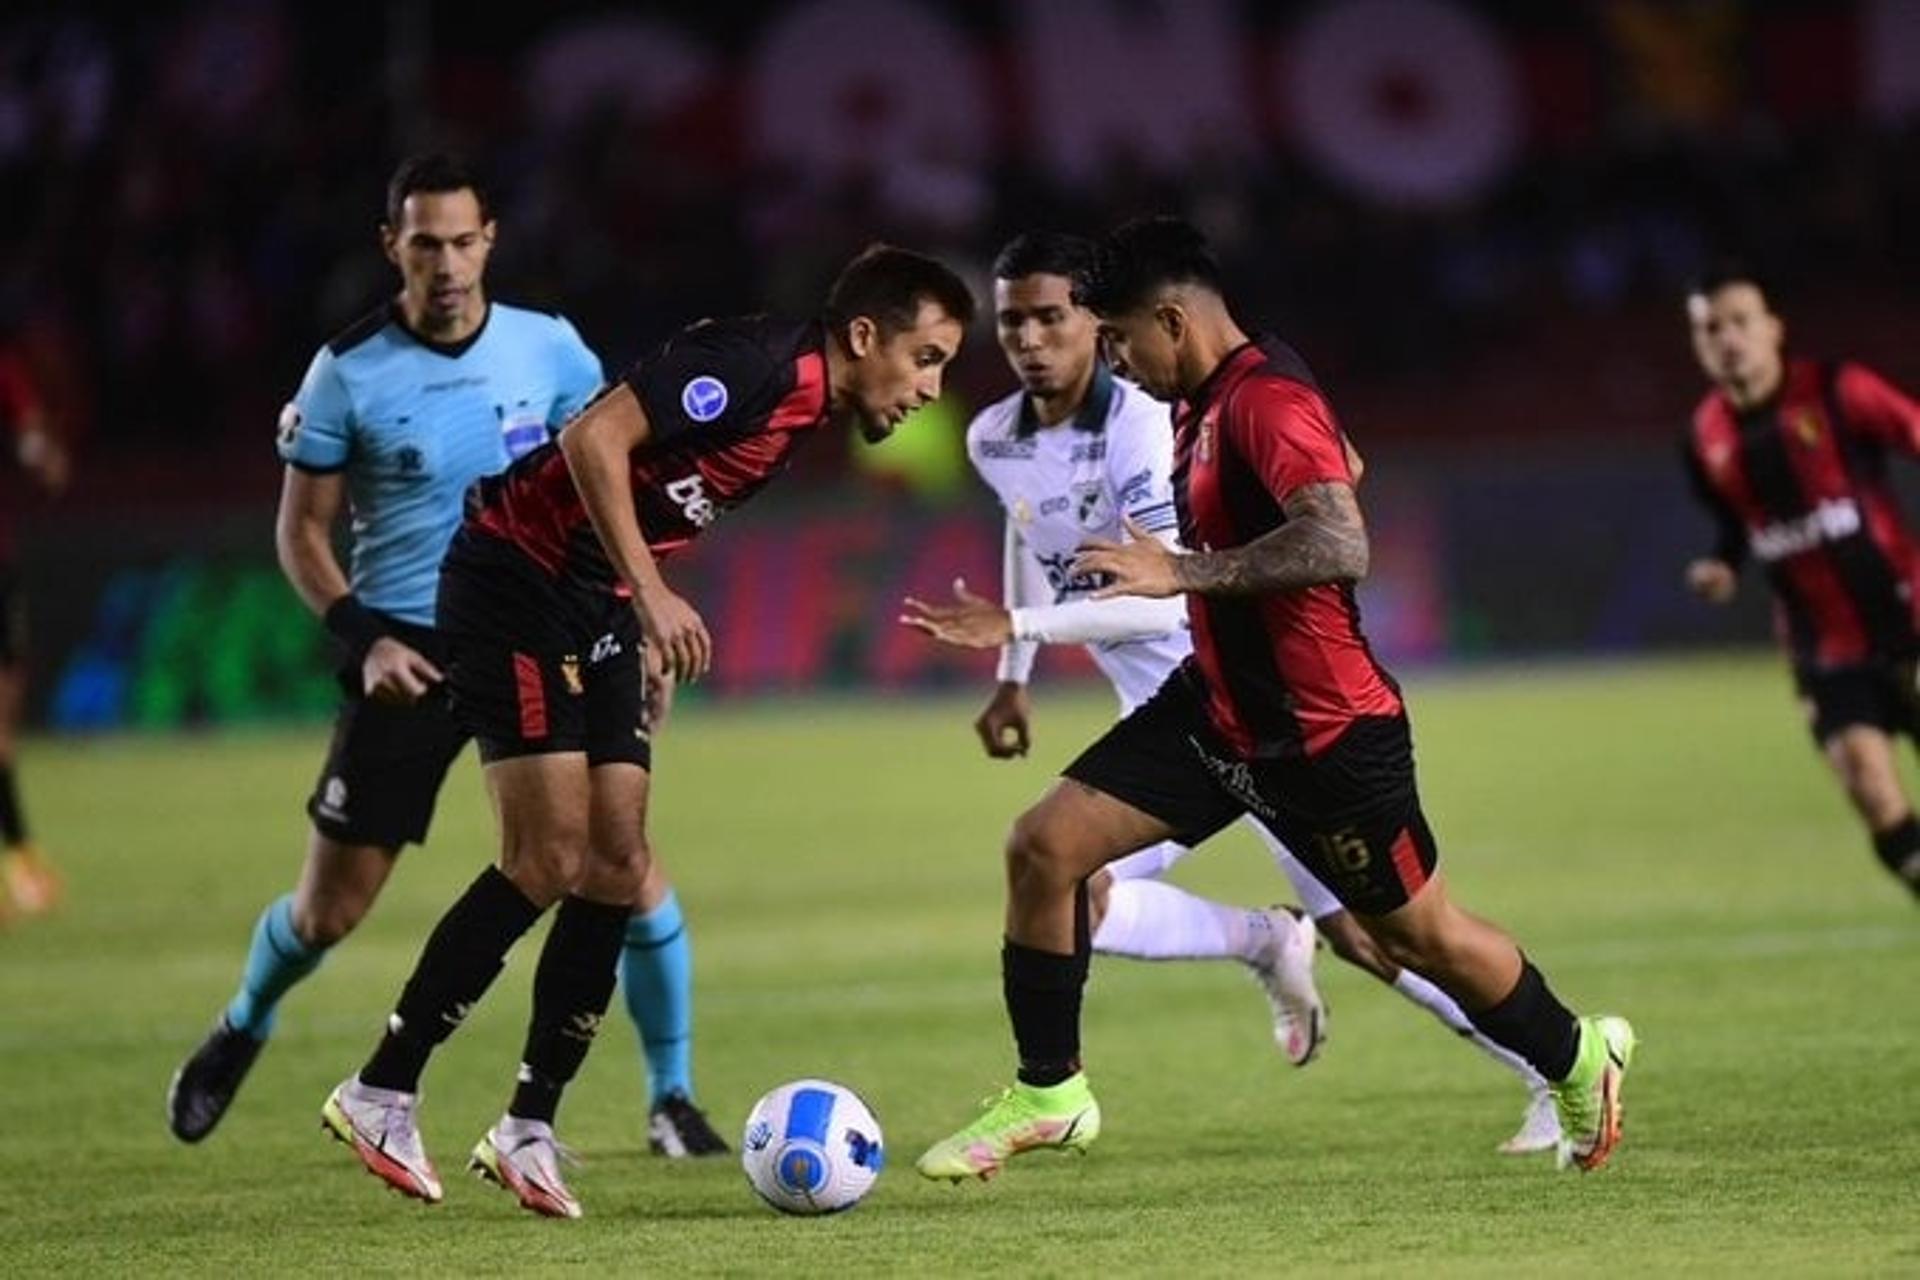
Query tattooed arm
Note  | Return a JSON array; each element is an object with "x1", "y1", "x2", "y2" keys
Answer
[
  {"x1": 1175, "y1": 482, "x2": 1368, "y2": 595},
  {"x1": 1072, "y1": 482, "x2": 1368, "y2": 600}
]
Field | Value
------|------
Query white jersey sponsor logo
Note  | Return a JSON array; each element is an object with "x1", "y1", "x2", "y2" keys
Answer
[{"x1": 1750, "y1": 497, "x2": 1862, "y2": 563}]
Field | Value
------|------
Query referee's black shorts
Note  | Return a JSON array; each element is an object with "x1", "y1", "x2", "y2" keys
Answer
[{"x1": 306, "y1": 617, "x2": 465, "y2": 850}]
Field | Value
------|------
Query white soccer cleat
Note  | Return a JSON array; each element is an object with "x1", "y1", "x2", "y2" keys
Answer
[
  {"x1": 470, "y1": 1117, "x2": 582, "y2": 1219},
  {"x1": 1249, "y1": 907, "x2": 1327, "y2": 1066},
  {"x1": 320, "y1": 1077, "x2": 443, "y2": 1204},
  {"x1": 1497, "y1": 1083, "x2": 1563, "y2": 1155}
]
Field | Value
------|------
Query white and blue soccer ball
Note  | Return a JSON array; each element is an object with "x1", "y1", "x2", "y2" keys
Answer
[{"x1": 740, "y1": 1079, "x2": 884, "y2": 1215}]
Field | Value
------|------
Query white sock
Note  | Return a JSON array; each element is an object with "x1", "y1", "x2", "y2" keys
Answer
[
  {"x1": 1093, "y1": 878, "x2": 1267, "y2": 962},
  {"x1": 1391, "y1": 970, "x2": 1544, "y2": 1088}
]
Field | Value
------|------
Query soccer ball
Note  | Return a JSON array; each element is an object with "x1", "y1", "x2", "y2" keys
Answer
[{"x1": 740, "y1": 1079, "x2": 884, "y2": 1215}]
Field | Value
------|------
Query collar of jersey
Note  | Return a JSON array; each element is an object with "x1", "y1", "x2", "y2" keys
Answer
[
  {"x1": 1015, "y1": 360, "x2": 1115, "y2": 437},
  {"x1": 1184, "y1": 339, "x2": 1266, "y2": 416},
  {"x1": 389, "y1": 300, "x2": 492, "y2": 359}
]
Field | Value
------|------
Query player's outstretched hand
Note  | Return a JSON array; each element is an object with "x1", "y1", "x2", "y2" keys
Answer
[
  {"x1": 635, "y1": 582, "x2": 712, "y2": 682},
  {"x1": 1685, "y1": 557, "x2": 1738, "y2": 605},
  {"x1": 973, "y1": 680, "x2": 1032, "y2": 759},
  {"x1": 900, "y1": 578, "x2": 1013, "y2": 649},
  {"x1": 363, "y1": 636, "x2": 444, "y2": 705},
  {"x1": 1073, "y1": 516, "x2": 1183, "y2": 599}
]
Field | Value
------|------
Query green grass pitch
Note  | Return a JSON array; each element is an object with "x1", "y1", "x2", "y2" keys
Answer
[{"x1": 3, "y1": 653, "x2": 1917, "y2": 1275}]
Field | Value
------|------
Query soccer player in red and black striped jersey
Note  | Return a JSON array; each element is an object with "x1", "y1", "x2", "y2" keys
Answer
[
  {"x1": 322, "y1": 245, "x2": 974, "y2": 1218},
  {"x1": 917, "y1": 218, "x2": 1634, "y2": 1183},
  {"x1": 0, "y1": 336, "x2": 68, "y2": 924},
  {"x1": 1682, "y1": 267, "x2": 1920, "y2": 899}
]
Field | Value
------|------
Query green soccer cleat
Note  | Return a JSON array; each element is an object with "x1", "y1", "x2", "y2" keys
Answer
[
  {"x1": 916, "y1": 1074, "x2": 1101, "y2": 1182},
  {"x1": 1550, "y1": 1015, "x2": 1636, "y2": 1172}
]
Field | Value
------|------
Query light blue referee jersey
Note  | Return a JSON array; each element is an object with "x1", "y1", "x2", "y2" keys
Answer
[{"x1": 275, "y1": 302, "x2": 603, "y2": 626}]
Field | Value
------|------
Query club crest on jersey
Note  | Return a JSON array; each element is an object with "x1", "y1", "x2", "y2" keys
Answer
[
  {"x1": 1011, "y1": 497, "x2": 1034, "y2": 525},
  {"x1": 681, "y1": 375, "x2": 729, "y2": 423},
  {"x1": 1197, "y1": 411, "x2": 1217, "y2": 464},
  {"x1": 1792, "y1": 410, "x2": 1823, "y2": 447},
  {"x1": 1073, "y1": 481, "x2": 1111, "y2": 529},
  {"x1": 560, "y1": 655, "x2": 584, "y2": 695}
]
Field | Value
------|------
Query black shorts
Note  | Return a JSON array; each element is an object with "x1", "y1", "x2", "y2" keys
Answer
[
  {"x1": 0, "y1": 566, "x2": 24, "y2": 666},
  {"x1": 307, "y1": 619, "x2": 466, "y2": 849},
  {"x1": 1794, "y1": 660, "x2": 1920, "y2": 744},
  {"x1": 1064, "y1": 671, "x2": 1438, "y2": 916},
  {"x1": 437, "y1": 528, "x2": 652, "y2": 768}
]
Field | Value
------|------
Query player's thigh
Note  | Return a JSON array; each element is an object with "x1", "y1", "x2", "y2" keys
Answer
[
  {"x1": 1011, "y1": 776, "x2": 1184, "y2": 887},
  {"x1": 306, "y1": 684, "x2": 467, "y2": 851},
  {"x1": 483, "y1": 752, "x2": 593, "y2": 905},
  {"x1": 581, "y1": 760, "x2": 652, "y2": 903},
  {"x1": 1254, "y1": 715, "x2": 1439, "y2": 918},
  {"x1": 1059, "y1": 673, "x2": 1244, "y2": 872}
]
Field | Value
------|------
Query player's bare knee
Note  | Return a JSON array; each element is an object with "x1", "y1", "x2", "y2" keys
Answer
[
  {"x1": 582, "y1": 834, "x2": 649, "y2": 905},
  {"x1": 502, "y1": 827, "x2": 590, "y2": 903},
  {"x1": 291, "y1": 891, "x2": 367, "y2": 949},
  {"x1": 1005, "y1": 810, "x2": 1082, "y2": 895}
]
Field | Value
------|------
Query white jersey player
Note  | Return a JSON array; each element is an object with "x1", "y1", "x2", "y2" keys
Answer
[{"x1": 903, "y1": 232, "x2": 1559, "y2": 1153}]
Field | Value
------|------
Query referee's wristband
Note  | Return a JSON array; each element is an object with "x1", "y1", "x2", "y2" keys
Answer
[{"x1": 322, "y1": 595, "x2": 391, "y2": 663}]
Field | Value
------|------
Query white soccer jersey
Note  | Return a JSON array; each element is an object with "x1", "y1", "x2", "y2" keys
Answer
[{"x1": 965, "y1": 365, "x2": 1192, "y2": 711}]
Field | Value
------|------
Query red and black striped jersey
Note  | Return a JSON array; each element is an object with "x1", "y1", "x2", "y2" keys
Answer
[
  {"x1": 1685, "y1": 357, "x2": 1920, "y2": 669},
  {"x1": 0, "y1": 346, "x2": 47, "y2": 562},
  {"x1": 1173, "y1": 338, "x2": 1402, "y2": 759},
  {"x1": 469, "y1": 316, "x2": 831, "y2": 590}
]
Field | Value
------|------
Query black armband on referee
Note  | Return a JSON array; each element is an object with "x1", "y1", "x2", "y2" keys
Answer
[{"x1": 323, "y1": 594, "x2": 391, "y2": 664}]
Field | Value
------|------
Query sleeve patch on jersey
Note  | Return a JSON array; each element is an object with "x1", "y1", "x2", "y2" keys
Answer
[
  {"x1": 680, "y1": 375, "x2": 729, "y2": 423},
  {"x1": 277, "y1": 401, "x2": 303, "y2": 450}
]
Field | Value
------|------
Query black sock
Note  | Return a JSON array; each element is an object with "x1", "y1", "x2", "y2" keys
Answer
[
  {"x1": 1467, "y1": 958, "x2": 1581, "y2": 1082},
  {"x1": 1004, "y1": 884, "x2": 1093, "y2": 1088},
  {"x1": 508, "y1": 896, "x2": 632, "y2": 1123},
  {"x1": 0, "y1": 761, "x2": 26, "y2": 846},
  {"x1": 361, "y1": 867, "x2": 543, "y2": 1092},
  {"x1": 1870, "y1": 816, "x2": 1920, "y2": 893}
]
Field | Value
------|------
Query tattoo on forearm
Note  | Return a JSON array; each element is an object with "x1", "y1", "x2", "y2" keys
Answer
[{"x1": 1172, "y1": 482, "x2": 1369, "y2": 595}]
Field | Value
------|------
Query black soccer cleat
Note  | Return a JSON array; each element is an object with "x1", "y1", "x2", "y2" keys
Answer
[
  {"x1": 647, "y1": 1092, "x2": 730, "y2": 1158},
  {"x1": 167, "y1": 1017, "x2": 266, "y2": 1143}
]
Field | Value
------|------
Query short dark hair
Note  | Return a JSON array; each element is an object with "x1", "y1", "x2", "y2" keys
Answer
[
  {"x1": 824, "y1": 244, "x2": 976, "y2": 337},
  {"x1": 992, "y1": 231, "x2": 1095, "y2": 284},
  {"x1": 385, "y1": 153, "x2": 492, "y2": 227},
  {"x1": 1074, "y1": 216, "x2": 1226, "y2": 316},
  {"x1": 1687, "y1": 258, "x2": 1768, "y2": 301}
]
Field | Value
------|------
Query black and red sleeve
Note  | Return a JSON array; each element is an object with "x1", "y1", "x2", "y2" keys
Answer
[{"x1": 622, "y1": 321, "x2": 784, "y2": 445}]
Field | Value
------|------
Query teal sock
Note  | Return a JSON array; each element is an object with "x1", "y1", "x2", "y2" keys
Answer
[
  {"x1": 224, "y1": 895, "x2": 326, "y2": 1039},
  {"x1": 620, "y1": 890, "x2": 694, "y2": 1106}
]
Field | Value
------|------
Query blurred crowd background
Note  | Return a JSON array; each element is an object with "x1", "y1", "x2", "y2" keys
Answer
[{"x1": 3, "y1": 0, "x2": 1918, "y2": 726}]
